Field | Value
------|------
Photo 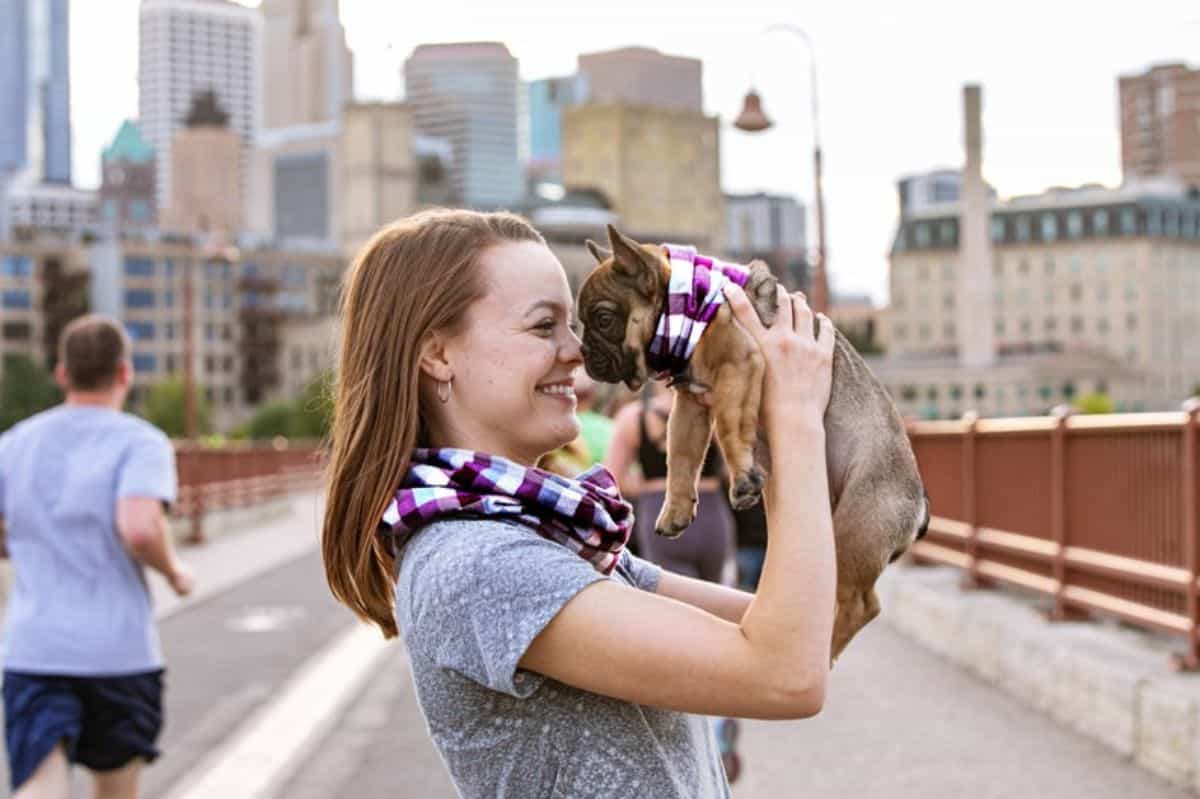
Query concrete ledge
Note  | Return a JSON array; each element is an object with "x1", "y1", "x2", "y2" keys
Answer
[{"x1": 879, "y1": 563, "x2": 1200, "y2": 791}]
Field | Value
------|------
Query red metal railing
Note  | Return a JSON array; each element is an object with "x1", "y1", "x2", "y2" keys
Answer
[
  {"x1": 173, "y1": 441, "x2": 323, "y2": 543},
  {"x1": 908, "y1": 399, "x2": 1200, "y2": 667}
]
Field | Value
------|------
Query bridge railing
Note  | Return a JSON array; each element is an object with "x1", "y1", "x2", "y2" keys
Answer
[
  {"x1": 173, "y1": 441, "x2": 324, "y2": 543},
  {"x1": 908, "y1": 399, "x2": 1200, "y2": 667}
]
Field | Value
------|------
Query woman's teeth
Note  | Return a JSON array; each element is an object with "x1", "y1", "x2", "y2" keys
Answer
[{"x1": 538, "y1": 384, "x2": 575, "y2": 397}]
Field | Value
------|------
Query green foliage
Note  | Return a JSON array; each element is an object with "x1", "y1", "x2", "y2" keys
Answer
[
  {"x1": 244, "y1": 372, "x2": 333, "y2": 441},
  {"x1": 842, "y1": 327, "x2": 884, "y2": 356},
  {"x1": 1074, "y1": 391, "x2": 1115, "y2": 415},
  {"x1": 142, "y1": 377, "x2": 212, "y2": 437},
  {"x1": 1191, "y1": 383, "x2": 1200, "y2": 399},
  {"x1": 0, "y1": 355, "x2": 61, "y2": 432}
]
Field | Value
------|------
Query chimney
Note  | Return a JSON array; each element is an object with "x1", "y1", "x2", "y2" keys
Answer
[{"x1": 956, "y1": 84, "x2": 996, "y2": 367}]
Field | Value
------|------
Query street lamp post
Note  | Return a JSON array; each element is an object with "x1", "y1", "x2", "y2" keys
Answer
[{"x1": 733, "y1": 23, "x2": 829, "y2": 315}]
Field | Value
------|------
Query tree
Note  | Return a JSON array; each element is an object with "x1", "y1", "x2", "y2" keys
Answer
[
  {"x1": 0, "y1": 355, "x2": 61, "y2": 432},
  {"x1": 1192, "y1": 383, "x2": 1200, "y2": 399},
  {"x1": 1074, "y1": 391, "x2": 1115, "y2": 415},
  {"x1": 244, "y1": 372, "x2": 333, "y2": 441},
  {"x1": 142, "y1": 377, "x2": 212, "y2": 438}
]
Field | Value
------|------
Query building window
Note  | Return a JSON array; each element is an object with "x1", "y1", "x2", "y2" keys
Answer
[
  {"x1": 1062, "y1": 382, "x2": 1076, "y2": 399},
  {"x1": 1040, "y1": 213, "x2": 1058, "y2": 241},
  {"x1": 914, "y1": 224, "x2": 930, "y2": 247},
  {"x1": 995, "y1": 319, "x2": 1006, "y2": 335},
  {"x1": 166, "y1": 354, "x2": 177, "y2": 372},
  {"x1": 1119, "y1": 208, "x2": 1137, "y2": 235},
  {"x1": 132, "y1": 354, "x2": 157, "y2": 373},
  {"x1": 901, "y1": 385, "x2": 918, "y2": 401},
  {"x1": 1093, "y1": 209, "x2": 1109, "y2": 235},
  {"x1": 1147, "y1": 208, "x2": 1162, "y2": 237},
  {"x1": 1070, "y1": 316, "x2": 1084, "y2": 334},
  {"x1": 124, "y1": 290, "x2": 154, "y2": 309},
  {"x1": 1070, "y1": 284, "x2": 1082, "y2": 302},
  {"x1": 1165, "y1": 210, "x2": 1180, "y2": 238},
  {"x1": 2, "y1": 289, "x2": 32, "y2": 309},
  {"x1": 1, "y1": 256, "x2": 32, "y2": 277},
  {"x1": 1044, "y1": 317, "x2": 1058, "y2": 333},
  {"x1": 205, "y1": 356, "x2": 214, "y2": 373},
  {"x1": 1067, "y1": 211, "x2": 1083, "y2": 239},
  {"x1": 990, "y1": 218, "x2": 1006, "y2": 242},
  {"x1": 938, "y1": 221, "x2": 955, "y2": 245},
  {"x1": 926, "y1": 386, "x2": 939, "y2": 401},
  {"x1": 164, "y1": 291, "x2": 175, "y2": 308},
  {"x1": 2, "y1": 321, "x2": 31, "y2": 341},
  {"x1": 949, "y1": 385, "x2": 963, "y2": 401},
  {"x1": 125, "y1": 321, "x2": 155, "y2": 340},
  {"x1": 165, "y1": 259, "x2": 176, "y2": 279},
  {"x1": 1069, "y1": 256, "x2": 1082, "y2": 274},
  {"x1": 1016, "y1": 216, "x2": 1031, "y2": 242},
  {"x1": 1098, "y1": 318, "x2": 1110, "y2": 334},
  {"x1": 943, "y1": 321, "x2": 955, "y2": 338},
  {"x1": 1039, "y1": 385, "x2": 1053, "y2": 401},
  {"x1": 130, "y1": 200, "x2": 150, "y2": 222},
  {"x1": 123, "y1": 257, "x2": 154, "y2": 277},
  {"x1": 943, "y1": 292, "x2": 954, "y2": 310},
  {"x1": 974, "y1": 383, "x2": 986, "y2": 399},
  {"x1": 1020, "y1": 318, "x2": 1032, "y2": 336}
]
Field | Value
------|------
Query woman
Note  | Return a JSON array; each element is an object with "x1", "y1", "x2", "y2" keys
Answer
[
  {"x1": 322, "y1": 209, "x2": 837, "y2": 798},
  {"x1": 604, "y1": 381, "x2": 737, "y2": 585}
]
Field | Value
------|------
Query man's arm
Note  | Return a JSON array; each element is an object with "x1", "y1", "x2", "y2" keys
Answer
[{"x1": 116, "y1": 498, "x2": 193, "y2": 596}]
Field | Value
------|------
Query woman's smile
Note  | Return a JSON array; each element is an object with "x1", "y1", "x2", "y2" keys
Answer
[{"x1": 536, "y1": 378, "x2": 577, "y2": 402}]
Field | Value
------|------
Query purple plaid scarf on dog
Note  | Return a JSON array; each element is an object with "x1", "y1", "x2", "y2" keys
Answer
[
  {"x1": 381, "y1": 448, "x2": 633, "y2": 574},
  {"x1": 646, "y1": 244, "x2": 750, "y2": 383}
]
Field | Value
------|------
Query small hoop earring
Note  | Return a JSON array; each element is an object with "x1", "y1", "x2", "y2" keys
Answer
[{"x1": 436, "y1": 379, "x2": 452, "y2": 404}]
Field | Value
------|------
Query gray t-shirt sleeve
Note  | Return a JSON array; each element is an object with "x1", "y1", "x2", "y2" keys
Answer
[
  {"x1": 116, "y1": 428, "x2": 178, "y2": 506},
  {"x1": 618, "y1": 548, "x2": 663, "y2": 593},
  {"x1": 398, "y1": 519, "x2": 612, "y2": 699}
]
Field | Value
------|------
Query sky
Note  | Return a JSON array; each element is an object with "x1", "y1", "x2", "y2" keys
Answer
[{"x1": 68, "y1": 0, "x2": 1199, "y2": 305}]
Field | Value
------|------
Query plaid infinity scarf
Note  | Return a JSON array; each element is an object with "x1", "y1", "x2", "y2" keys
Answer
[
  {"x1": 381, "y1": 448, "x2": 633, "y2": 574},
  {"x1": 645, "y1": 244, "x2": 750, "y2": 383}
]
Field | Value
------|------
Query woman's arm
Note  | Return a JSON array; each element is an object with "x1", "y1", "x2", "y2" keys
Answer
[
  {"x1": 522, "y1": 285, "x2": 836, "y2": 720},
  {"x1": 656, "y1": 569, "x2": 752, "y2": 623},
  {"x1": 603, "y1": 402, "x2": 644, "y2": 496}
]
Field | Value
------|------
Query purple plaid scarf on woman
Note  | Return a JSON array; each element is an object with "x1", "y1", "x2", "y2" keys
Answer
[
  {"x1": 645, "y1": 244, "x2": 750, "y2": 383},
  {"x1": 381, "y1": 448, "x2": 633, "y2": 574}
]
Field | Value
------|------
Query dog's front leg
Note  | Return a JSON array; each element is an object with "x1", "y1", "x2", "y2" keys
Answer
[
  {"x1": 654, "y1": 391, "x2": 712, "y2": 539},
  {"x1": 712, "y1": 361, "x2": 766, "y2": 510}
]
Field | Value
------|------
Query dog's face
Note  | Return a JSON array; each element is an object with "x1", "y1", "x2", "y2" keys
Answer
[{"x1": 576, "y1": 225, "x2": 668, "y2": 392}]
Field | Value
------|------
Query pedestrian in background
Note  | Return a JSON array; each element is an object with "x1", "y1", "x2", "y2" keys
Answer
[{"x1": 0, "y1": 314, "x2": 194, "y2": 799}]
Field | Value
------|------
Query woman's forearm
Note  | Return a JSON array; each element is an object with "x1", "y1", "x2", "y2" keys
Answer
[{"x1": 738, "y1": 418, "x2": 835, "y2": 700}]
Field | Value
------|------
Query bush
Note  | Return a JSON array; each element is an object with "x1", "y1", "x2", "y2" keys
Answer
[
  {"x1": 1074, "y1": 391, "x2": 1115, "y2": 415},
  {"x1": 244, "y1": 372, "x2": 333, "y2": 441},
  {"x1": 142, "y1": 377, "x2": 212, "y2": 437},
  {"x1": 0, "y1": 355, "x2": 61, "y2": 432}
]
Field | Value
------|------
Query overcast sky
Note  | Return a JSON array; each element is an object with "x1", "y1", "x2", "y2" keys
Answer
[{"x1": 69, "y1": 0, "x2": 1198, "y2": 304}]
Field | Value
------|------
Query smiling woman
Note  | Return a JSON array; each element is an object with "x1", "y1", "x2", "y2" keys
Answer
[{"x1": 321, "y1": 208, "x2": 838, "y2": 799}]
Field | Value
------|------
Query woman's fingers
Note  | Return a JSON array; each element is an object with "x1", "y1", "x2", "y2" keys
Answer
[
  {"x1": 722, "y1": 282, "x2": 767, "y2": 344},
  {"x1": 816, "y1": 313, "x2": 835, "y2": 353}
]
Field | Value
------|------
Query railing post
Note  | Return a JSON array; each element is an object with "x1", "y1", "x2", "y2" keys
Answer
[
  {"x1": 1049, "y1": 404, "x2": 1083, "y2": 621},
  {"x1": 961, "y1": 411, "x2": 988, "y2": 589},
  {"x1": 1175, "y1": 398, "x2": 1200, "y2": 670}
]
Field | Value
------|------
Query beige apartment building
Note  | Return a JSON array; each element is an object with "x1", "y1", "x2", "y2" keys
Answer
[
  {"x1": 1119, "y1": 63, "x2": 1200, "y2": 188},
  {"x1": 96, "y1": 239, "x2": 343, "y2": 429},
  {"x1": 0, "y1": 243, "x2": 90, "y2": 375},
  {"x1": 561, "y1": 102, "x2": 723, "y2": 250},
  {"x1": 879, "y1": 181, "x2": 1200, "y2": 418}
]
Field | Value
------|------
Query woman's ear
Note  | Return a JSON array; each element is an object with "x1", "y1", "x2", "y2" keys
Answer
[{"x1": 418, "y1": 331, "x2": 454, "y2": 383}]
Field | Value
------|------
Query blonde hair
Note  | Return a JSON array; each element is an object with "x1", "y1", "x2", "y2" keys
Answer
[{"x1": 323, "y1": 208, "x2": 545, "y2": 637}]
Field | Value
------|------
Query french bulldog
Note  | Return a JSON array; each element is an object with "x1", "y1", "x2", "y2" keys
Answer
[{"x1": 577, "y1": 225, "x2": 929, "y2": 658}]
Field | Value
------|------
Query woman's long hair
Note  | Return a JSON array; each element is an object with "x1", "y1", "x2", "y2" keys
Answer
[{"x1": 323, "y1": 208, "x2": 545, "y2": 638}]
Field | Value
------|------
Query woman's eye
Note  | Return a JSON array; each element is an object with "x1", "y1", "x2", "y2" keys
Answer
[{"x1": 535, "y1": 320, "x2": 556, "y2": 334}]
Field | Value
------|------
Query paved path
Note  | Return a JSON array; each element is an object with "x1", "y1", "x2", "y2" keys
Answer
[{"x1": 1, "y1": 492, "x2": 1193, "y2": 797}]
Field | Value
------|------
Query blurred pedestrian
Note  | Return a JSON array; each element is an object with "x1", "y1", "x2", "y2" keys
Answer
[
  {"x1": 604, "y1": 381, "x2": 737, "y2": 585},
  {"x1": 731, "y1": 502, "x2": 768, "y2": 592},
  {"x1": 321, "y1": 210, "x2": 836, "y2": 799},
  {"x1": 574, "y1": 372, "x2": 614, "y2": 466},
  {"x1": 0, "y1": 314, "x2": 194, "y2": 799}
]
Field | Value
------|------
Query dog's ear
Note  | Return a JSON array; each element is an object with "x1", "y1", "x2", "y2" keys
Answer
[
  {"x1": 606, "y1": 224, "x2": 659, "y2": 298},
  {"x1": 585, "y1": 239, "x2": 611, "y2": 263}
]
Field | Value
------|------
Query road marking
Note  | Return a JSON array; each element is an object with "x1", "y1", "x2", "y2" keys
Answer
[{"x1": 164, "y1": 623, "x2": 394, "y2": 799}]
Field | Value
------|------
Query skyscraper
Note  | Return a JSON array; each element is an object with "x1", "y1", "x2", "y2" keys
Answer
[
  {"x1": 260, "y1": 0, "x2": 353, "y2": 129},
  {"x1": 404, "y1": 42, "x2": 521, "y2": 209},
  {"x1": 527, "y1": 75, "x2": 581, "y2": 184},
  {"x1": 138, "y1": 0, "x2": 260, "y2": 219},
  {"x1": 577, "y1": 47, "x2": 703, "y2": 112},
  {"x1": 0, "y1": 0, "x2": 72, "y2": 183},
  {"x1": 1119, "y1": 63, "x2": 1200, "y2": 188}
]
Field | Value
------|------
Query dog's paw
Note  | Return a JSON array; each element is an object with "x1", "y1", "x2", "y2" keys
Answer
[
  {"x1": 730, "y1": 467, "x2": 764, "y2": 510},
  {"x1": 655, "y1": 499, "x2": 696, "y2": 539}
]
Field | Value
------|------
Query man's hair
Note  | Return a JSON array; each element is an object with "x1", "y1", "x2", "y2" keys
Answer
[{"x1": 59, "y1": 314, "x2": 131, "y2": 391}]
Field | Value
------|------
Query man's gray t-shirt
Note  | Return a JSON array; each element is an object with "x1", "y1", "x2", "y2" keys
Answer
[
  {"x1": 395, "y1": 518, "x2": 730, "y2": 799},
  {"x1": 0, "y1": 405, "x2": 177, "y2": 675}
]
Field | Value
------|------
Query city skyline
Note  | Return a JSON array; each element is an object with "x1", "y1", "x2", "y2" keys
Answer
[{"x1": 66, "y1": 0, "x2": 1199, "y2": 304}]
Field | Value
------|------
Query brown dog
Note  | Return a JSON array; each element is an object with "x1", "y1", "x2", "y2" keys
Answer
[{"x1": 577, "y1": 225, "x2": 929, "y2": 658}]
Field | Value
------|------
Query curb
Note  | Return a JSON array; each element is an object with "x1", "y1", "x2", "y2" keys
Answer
[{"x1": 879, "y1": 564, "x2": 1200, "y2": 792}]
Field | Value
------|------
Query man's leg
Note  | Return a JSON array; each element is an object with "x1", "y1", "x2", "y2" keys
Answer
[
  {"x1": 91, "y1": 758, "x2": 144, "y2": 799},
  {"x1": 13, "y1": 743, "x2": 70, "y2": 799}
]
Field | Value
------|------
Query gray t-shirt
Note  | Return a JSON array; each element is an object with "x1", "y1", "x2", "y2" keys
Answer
[
  {"x1": 395, "y1": 518, "x2": 731, "y2": 799},
  {"x1": 0, "y1": 405, "x2": 177, "y2": 675}
]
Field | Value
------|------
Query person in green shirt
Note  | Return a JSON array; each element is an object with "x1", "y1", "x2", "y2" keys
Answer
[{"x1": 575, "y1": 373, "x2": 614, "y2": 466}]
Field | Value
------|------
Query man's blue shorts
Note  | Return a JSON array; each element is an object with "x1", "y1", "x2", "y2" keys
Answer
[{"x1": 2, "y1": 669, "x2": 163, "y2": 791}]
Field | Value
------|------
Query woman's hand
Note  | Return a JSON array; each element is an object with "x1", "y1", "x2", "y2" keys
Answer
[{"x1": 722, "y1": 283, "x2": 835, "y2": 433}]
